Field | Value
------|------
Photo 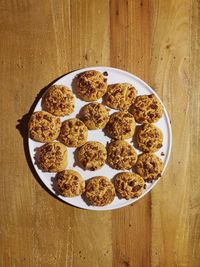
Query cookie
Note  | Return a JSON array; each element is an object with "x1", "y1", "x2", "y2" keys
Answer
[
  {"x1": 77, "y1": 70, "x2": 107, "y2": 101},
  {"x1": 114, "y1": 172, "x2": 145, "y2": 200},
  {"x1": 36, "y1": 142, "x2": 67, "y2": 172},
  {"x1": 135, "y1": 153, "x2": 164, "y2": 182},
  {"x1": 28, "y1": 111, "x2": 61, "y2": 142},
  {"x1": 77, "y1": 141, "x2": 107, "y2": 171},
  {"x1": 107, "y1": 140, "x2": 138, "y2": 170},
  {"x1": 85, "y1": 176, "x2": 115, "y2": 206},
  {"x1": 43, "y1": 85, "x2": 74, "y2": 116},
  {"x1": 137, "y1": 123, "x2": 163, "y2": 152},
  {"x1": 104, "y1": 83, "x2": 137, "y2": 111},
  {"x1": 130, "y1": 94, "x2": 163, "y2": 123},
  {"x1": 59, "y1": 118, "x2": 88, "y2": 147},
  {"x1": 55, "y1": 169, "x2": 85, "y2": 197},
  {"x1": 81, "y1": 102, "x2": 109, "y2": 130},
  {"x1": 106, "y1": 111, "x2": 136, "y2": 140}
]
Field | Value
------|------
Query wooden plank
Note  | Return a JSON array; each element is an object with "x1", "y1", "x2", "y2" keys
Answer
[
  {"x1": 0, "y1": 1, "x2": 111, "y2": 266},
  {"x1": 190, "y1": 1, "x2": 200, "y2": 266},
  {"x1": 70, "y1": 2, "x2": 112, "y2": 267},
  {"x1": 110, "y1": 1, "x2": 151, "y2": 267},
  {"x1": 149, "y1": 0, "x2": 197, "y2": 266}
]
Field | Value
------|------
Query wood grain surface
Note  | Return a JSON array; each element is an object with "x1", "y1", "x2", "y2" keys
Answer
[{"x1": 0, "y1": 0, "x2": 199, "y2": 266}]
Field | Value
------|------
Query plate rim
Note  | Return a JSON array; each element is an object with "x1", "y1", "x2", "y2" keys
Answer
[{"x1": 28, "y1": 66, "x2": 172, "y2": 211}]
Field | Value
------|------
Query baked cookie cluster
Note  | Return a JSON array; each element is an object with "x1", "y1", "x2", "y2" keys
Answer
[
  {"x1": 106, "y1": 111, "x2": 136, "y2": 140},
  {"x1": 59, "y1": 118, "x2": 88, "y2": 147},
  {"x1": 130, "y1": 94, "x2": 163, "y2": 123},
  {"x1": 114, "y1": 172, "x2": 145, "y2": 200},
  {"x1": 104, "y1": 83, "x2": 137, "y2": 111},
  {"x1": 107, "y1": 140, "x2": 137, "y2": 170},
  {"x1": 43, "y1": 85, "x2": 75, "y2": 116},
  {"x1": 56, "y1": 170, "x2": 85, "y2": 197},
  {"x1": 85, "y1": 176, "x2": 115, "y2": 206},
  {"x1": 28, "y1": 69, "x2": 165, "y2": 207},
  {"x1": 36, "y1": 142, "x2": 67, "y2": 172},
  {"x1": 77, "y1": 141, "x2": 107, "y2": 171},
  {"x1": 137, "y1": 123, "x2": 163, "y2": 152},
  {"x1": 28, "y1": 111, "x2": 61, "y2": 142},
  {"x1": 77, "y1": 70, "x2": 107, "y2": 101},
  {"x1": 81, "y1": 102, "x2": 109, "y2": 130}
]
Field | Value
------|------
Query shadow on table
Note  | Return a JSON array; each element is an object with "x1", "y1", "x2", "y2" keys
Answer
[{"x1": 16, "y1": 71, "x2": 84, "y2": 209}]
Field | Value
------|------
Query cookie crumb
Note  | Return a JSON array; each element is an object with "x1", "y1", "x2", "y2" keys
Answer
[{"x1": 161, "y1": 152, "x2": 165, "y2": 156}]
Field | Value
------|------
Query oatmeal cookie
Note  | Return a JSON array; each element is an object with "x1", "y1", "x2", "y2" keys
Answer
[
  {"x1": 28, "y1": 111, "x2": 61, "y2": 142},
  {"x1": 36, "y1": 142, "x2": 67, "y2": 172},
  {"x1": 107, "y1": 140, "x2": 138, "y2": 170},
  {"x1": 106, "y1": 111, "x2": 136, "y2": 140},
  {"x1": 59, "y1": 118, "x2": 88, "y2": 147},
  {"x1": 114, "y1": 172, "x2": 145, "y2": 199},
  {"x1": 130, "y1": 94, "x2": 163, "y2": 123},
  {"x1": 137, "y1": 123, "x2": 163, "y2": 152},
  {"x1": 77, "y1": 70, "x2": 107, "y2": 101},
  {"x1": 56, "y1": 169, "x2": 85, "y2": 197},
  {"x1": 43, "y1": 85, "x2": 74, "y2": 116},
  {"x1": 135, "y1": 153, "x2": 164, "y2": 182},
  {"x1": 104, "y1": 83, "x2": 137, "y2": 111},
  {"x1": 85, "y1": 176, "x2": 115, "y2": 206},
  {"x1": 81, "y1": 102, "x2": 109, "y2": 130},
  {"x1": 77, "y1": 141, "x2": 107, "y2": 171}
]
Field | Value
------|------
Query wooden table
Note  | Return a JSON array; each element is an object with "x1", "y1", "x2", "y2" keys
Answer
[{"x1": 0, "y1": 1, "x2": 199, "y2": 266}]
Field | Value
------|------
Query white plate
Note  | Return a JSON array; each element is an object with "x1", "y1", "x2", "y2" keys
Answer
[{"x1": 28, "y1": 66, "x2": 172, "y2": 210}]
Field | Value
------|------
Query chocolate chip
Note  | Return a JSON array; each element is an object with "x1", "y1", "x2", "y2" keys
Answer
[
  {"x1": 129, "y1": 181, "x2": 135, "y2": 186},
  {"x1": 103, "y1": 71, "x2": 108, "y2": 76},
  {"x1": 150, "y1": 104, "x2": 158, "y2": 109},
  {"x1": 148, "y1": 94, "x2": 154, "y2": 98},
  {"x1": 132, "y1": 185, "x2": 142, "y2": 192},
  {"x1": 147, "y1": 140, "x2": 153, "y2": 147}
]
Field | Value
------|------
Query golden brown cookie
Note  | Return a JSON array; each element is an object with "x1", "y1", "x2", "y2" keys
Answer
[
  {"x1": 104, "y1": 83, "x2": 137, "y2": 111},
  {"x1": 77, "y1": 141, "x2": 107, "y2": 171},
  {"x1": 114, "y1": 172, "x2": 145, "y2": 200},
  {"x1": 135, "y1": 153, "x2": 164, "y2": 182},
  {"x1": 137, "y1": 124, "x2": 163, "y2": 152},
  {"x1": 59, "y1": 118, "x2": 88, "y2": 147},
  {"x1": 106, "y1": 111, "x2": 136, "y2": 140},
  {"x1": 81, "y1": 102, "x2": 109, "y2": 130},
  {"x1": 55, "y1": 170, "x2": 85, "y2": 197},
  {"x1": 85, "y1": 176, "x2": 115, "y2": 206},
  {"x1": 77, "y1": 70, "x2": 107, "y2": 101},
  {"x1": 130, "y1": 94, "x2": 163, "y2": 123},
  {"x1": 107, "y1": 140, "x2": 138, "y2": 170},
  {"x1": 43, "y1": 85, "x2": 74, "y2": 116},
  {"x1": 28, "y1": 111, "x2": 61, "y2": 142},
  {"x1": 36, "y1": 142, "x2": 67, "y2": 172}
]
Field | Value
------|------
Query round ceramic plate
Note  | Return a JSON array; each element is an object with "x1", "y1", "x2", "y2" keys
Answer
[{"x1": 28, "y1": 66, "x2": 172, "y2": 210}]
